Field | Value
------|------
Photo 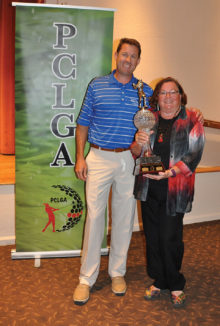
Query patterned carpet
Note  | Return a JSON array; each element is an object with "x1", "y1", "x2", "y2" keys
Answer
[{"x1": 0, "y1": 220, "x2": 219, "y2": 326}]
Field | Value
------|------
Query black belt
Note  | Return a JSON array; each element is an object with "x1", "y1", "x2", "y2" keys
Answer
[{"x1": 90, "y1": 144, "x2": 130, "y2": 153}]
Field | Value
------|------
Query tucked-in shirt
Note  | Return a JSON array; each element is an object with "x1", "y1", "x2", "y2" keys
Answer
[{"x1": 77, "y1": 70, "x2": 153, "y2": 149}]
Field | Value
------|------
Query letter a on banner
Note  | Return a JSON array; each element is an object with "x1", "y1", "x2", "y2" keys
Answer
[{"x1": 12, "y1": 3, "x2": 114, "y2": 258}]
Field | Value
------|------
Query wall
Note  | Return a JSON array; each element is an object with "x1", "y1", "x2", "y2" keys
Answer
[
  {"x1": 1, "y1": 0, "x2": 219, "y2": 245},
  {"x1": 46, "y1": 0, "x2": 220, "y2": 227},
  {"x1": 0, "y1": 185, "x2": 15, "y2": 245},
  {"x1": 200, "y1": 127, "x2": 220, "y2": 166},
  {"x1": 46, "y1": 0, "x2": 220, "y2": 121}
]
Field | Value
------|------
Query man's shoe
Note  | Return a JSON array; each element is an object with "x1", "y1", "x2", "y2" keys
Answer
[
  {"x1": 171, "y1": 291, "x2": 186, "y2": 308},
  {"x1": 144, "y1": 285, "x2": 161, "y2": 300},
  {"x1": 112, "y1": 276, "x2": 127, "y2": 296},
  {"x1": 73, "y1": 283, "x2": 90, "y2": 305}
]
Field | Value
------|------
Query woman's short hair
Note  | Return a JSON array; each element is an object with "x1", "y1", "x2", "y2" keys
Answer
[
  {"x1": 116, "y1": 38, "x2": 141, "y2": 58},
  {"x1": 150, "y1": 77, "x2": 187, "y2": 108}
]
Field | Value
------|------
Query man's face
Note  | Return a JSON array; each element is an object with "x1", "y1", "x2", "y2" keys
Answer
[{"x1": 115, "y1": 43, "x2": 140, "y2": 77}]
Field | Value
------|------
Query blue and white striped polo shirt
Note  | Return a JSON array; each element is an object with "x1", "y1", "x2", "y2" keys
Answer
[{"x1": 77, "y1": 70, "x2": 153, "y2": 149}]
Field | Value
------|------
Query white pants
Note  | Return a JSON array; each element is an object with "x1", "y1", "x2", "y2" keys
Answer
[{"x1": 79, "y1": 147, "x2": 136, "y2": 287}]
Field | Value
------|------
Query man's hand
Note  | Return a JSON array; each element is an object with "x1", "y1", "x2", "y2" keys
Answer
[
  {"x1": 74, "y1": 157, "x2": 88, "y2": 181},
  {"x1": 75, "y1": 124, "x2": 89, "y2": 181},
  {"x1": 187, "y1": 107, "x2": 204, "y2": 124}
]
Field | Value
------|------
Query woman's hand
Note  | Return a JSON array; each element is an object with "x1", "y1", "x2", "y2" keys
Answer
[
  {"x1": 135, "y1": 130, "x2": 153, "y2": 145},
  {"x1": 143, "y1": 170, "x2": 172, "y2": 180},
  {"x1": 131, "y1": 130, "x2": 154, "y2": 158},
  {"x1": 144, "y1": 167, "x2": 180, "y2": 180}
]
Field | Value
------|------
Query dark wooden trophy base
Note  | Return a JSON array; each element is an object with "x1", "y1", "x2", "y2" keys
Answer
[{"x1": 134, "y1": 156, "x2": 165, "y2": 175}]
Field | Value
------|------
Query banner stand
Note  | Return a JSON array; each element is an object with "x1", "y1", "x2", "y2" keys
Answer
[
  {"x1": 12, "y1": 2, "x2": 114, "y2": 258},
  {"x1": 11, "y1": 248, "x2": 109, "y2": 260}
]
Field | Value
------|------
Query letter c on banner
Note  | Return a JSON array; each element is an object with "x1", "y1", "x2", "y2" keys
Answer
[{"x1": 52, "y1": 53, "x2": 76, "y2": 79}]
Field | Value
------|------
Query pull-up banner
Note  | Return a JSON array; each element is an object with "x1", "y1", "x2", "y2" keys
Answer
[{"x1": 12, "y1": 3, "x2": 114, "y2": 257}]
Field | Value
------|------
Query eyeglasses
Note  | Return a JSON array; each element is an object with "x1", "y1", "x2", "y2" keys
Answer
[{"x1": 159, "y1": 90, "x2": 179, "y2": 96}]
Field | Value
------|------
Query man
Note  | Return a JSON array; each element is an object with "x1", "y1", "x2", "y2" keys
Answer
[{"x1": 73, "y1": 38, "x2": 153, "y2": 305}]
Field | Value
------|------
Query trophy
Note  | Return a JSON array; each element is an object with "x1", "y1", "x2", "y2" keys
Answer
[{"x1": 133, "y1": 80, "x2": 165, "y2": 175}]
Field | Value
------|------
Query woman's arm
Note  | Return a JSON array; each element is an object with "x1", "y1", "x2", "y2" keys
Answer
[
  {"x1": 144, "y1": 112, "x2": 205, "y2": 180},
  {"x1": 130, "y1": 130, "x2": 152, "y2": 157},
  {"x1": 175, "y1": 117, "x2": 205, "y2": 176}
]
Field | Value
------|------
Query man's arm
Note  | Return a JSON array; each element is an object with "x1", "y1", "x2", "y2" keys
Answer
[
  {"x1": 75, "y1": 124, "x2": 89, "y2": 181},
  {"x1": 187, "y1": 107, "x2": 204, "y2": 124}
]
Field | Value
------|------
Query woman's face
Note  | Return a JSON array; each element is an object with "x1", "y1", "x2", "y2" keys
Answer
[{"x1": 158, "y1": 81, "x2": 181, "y2": 112}]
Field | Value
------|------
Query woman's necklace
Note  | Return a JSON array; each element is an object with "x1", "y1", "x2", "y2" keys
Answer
[
  {"x1": 158, "y1": 107, "x2": 180, "y2": 143},
  {"x1": 158, "y1": 121, "x2": 173, "y2": 143}
]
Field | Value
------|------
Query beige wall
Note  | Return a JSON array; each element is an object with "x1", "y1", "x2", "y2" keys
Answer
[
  {"x1": 0, "y1": 185, "x2": 15, "y2": 245},
  {"x1": 47, "y1": 0, "x2": 220, "y2": 121},
  {"x1": 46, "y1": 0, "x2": 220, "y2": 231},
  {"x1": 1, "y1": 0, "x2": 219, "y2": 245}
]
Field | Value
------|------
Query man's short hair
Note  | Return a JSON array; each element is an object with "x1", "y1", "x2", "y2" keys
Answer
[{"x1": 116, "y1": 38, "x2": 141, "y2": 58}]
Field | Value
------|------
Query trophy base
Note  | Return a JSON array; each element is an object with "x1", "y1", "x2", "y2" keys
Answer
[{"x1": 134, "y1": 156, "x2": 165, "y2": 175}]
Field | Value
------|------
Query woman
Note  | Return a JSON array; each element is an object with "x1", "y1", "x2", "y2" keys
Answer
[{"x1": 131, "y1": 77, "x2": 205, "y2": 307}]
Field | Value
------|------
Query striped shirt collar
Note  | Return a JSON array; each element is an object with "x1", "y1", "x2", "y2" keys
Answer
[{"x1": 110, "y1": 69, "x2": 137, "y2": 86}]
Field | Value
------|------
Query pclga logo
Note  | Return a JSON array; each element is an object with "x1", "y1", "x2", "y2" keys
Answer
[{"x1": 42, "y1": 185, "x2": 83, "y2": 233}]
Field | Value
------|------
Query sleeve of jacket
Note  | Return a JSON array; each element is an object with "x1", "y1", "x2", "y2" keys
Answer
[{"x1": 175, "y1": 113, "x2": 205, "y2": 177}]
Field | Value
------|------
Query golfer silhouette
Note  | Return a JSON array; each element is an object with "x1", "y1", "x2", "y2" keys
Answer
[{"x1": 42, "y1": 203, "x2": 59, "y2": 232}]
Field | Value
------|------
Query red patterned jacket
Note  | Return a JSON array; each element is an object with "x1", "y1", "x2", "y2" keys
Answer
[{"x1": 133, "y1": 106, "x2": 205, "y2": 216}]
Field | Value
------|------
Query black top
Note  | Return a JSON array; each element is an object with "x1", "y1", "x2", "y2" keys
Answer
[{"x1": 148, "y1": 115, "x2": 177, "y2": 200}]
